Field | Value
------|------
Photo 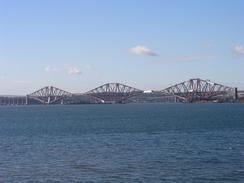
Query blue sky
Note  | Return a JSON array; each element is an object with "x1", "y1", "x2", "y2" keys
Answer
[{"x1": 1, "y1": 0, "x2": 244, "y2": 94}]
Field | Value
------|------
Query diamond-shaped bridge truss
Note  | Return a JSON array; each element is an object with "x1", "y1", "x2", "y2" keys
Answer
[
  {"x1": 86, "y1": 83, "x2": 143, "y2": 103},
  {"x1": 161, "y1": 78, "x2": 235, "y2": 102},
  {"x1": 27, "y1": 86, "x2": 72, "y2": 104}
]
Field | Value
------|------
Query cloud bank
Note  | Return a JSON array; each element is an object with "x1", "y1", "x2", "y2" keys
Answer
[
  {"x1": 67, "y1": 67, "x2": 81, "y2": 75},
  {"x1": 44, "y1": 66, "x2": 82, "y2": 75},
  {"x1": 129, "y1": 45, "x2": 157, "y2": 56},
  {"x1": 233, "y1": 45, "x2": 244, "y2": 55}
]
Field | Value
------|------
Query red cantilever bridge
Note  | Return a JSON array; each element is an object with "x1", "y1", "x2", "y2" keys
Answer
[
  {"x1": 0, "y1": 78, "x2": 238, "y2": 105},
  {"x1": 26, "y1": 83, "x2": 144, "y2": 104},
  {"x1": 161, "y1": 78, "x2": 236, "y2": 102}
]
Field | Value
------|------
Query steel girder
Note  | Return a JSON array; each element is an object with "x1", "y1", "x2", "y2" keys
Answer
[
  {"x1": 161, "y1": 78, "x2": 235, "y2": 102},
  {"x1": 85, "y1": 83, "x2": 143, "y2": 103},
  {"x1": 26, "y1": 79, "x2": 236, "y2": 104},
  {"x1": 27, "y1": 86, "x2": 72, "y2": 104}
]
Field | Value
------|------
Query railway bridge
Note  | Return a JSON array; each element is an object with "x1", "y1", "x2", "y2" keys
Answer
[
  {"x1": 161, "y1": 78, "x2": 236, "y2": 102},
  {"x1": 0, "y1": 78, "x2": 240, "y2": 105},
  {"x1": 85, "y1": 83, "x2": 143, "y2": 104},
  {"x1": 26, "y1": 86, "x2": 72, "y2": 104}
]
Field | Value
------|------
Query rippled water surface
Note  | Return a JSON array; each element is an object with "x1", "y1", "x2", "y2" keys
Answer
[{"x1": 0, "y1": 104, "x2": 244, "y2": 182}]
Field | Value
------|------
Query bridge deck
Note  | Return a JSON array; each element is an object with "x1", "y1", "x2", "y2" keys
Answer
[
  {"x1": 0, "y1": 79, "x2": 242, "y2": 105},
  {"x1": 0, "y1": 96, "x2": 27, "y2": 105}
]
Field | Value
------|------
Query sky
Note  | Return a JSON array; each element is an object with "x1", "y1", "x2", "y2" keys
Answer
[{"x1": 1, "y1": 0, "x2": 244, "y2": 95}]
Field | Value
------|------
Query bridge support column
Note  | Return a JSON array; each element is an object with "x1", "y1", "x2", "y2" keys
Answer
[
  {"x1": 234, "y1": 88, "x2": 238, "y2": 102},
  {"x1": 26, "y1": 96, "x2": 29, "y2": 105}
]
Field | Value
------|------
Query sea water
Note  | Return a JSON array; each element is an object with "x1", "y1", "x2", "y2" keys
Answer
[{"x1": 0, "y1": 104, "x2": 243, "y2": 182}]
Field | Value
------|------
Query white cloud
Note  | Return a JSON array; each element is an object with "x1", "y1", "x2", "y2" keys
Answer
[
  {"x1": 44, "y1": 66, "x2": 82, "y2": 75},
  {"x1": 44, "y1": 66, "x2": 59, "y2": 72},
  {"x1": 129, "y1": 45, "x2": 157, "y2": 56},
  {"x1": 68, "y1": 67, "x2": 81, "y2": 75},
  {"x1": 234, "y1": 45, "x2": 244, "y2": 55}
]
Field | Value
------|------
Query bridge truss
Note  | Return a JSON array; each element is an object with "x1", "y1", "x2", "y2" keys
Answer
[
  {"x1": 86, "y1": 83, "x2": 143, "y2": 103},
  {"x1": 161, "y1": 78, "x2": 235, "y2": 102},
  {"x1": 27, "y1": 86, "x2": 72, "y2": 104},
  {"x1": 5, "y1": 78, "x2": 237, "y2": 105}
]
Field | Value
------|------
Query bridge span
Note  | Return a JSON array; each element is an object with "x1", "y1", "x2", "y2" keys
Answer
[
  {"x1": 0, "y1": 95, "x2": 27, "y2": 105},
  {"x1": 161, "y1": 78, "x2": 237, "y2": 102},
  {"x1": 0, "y1": 78, "x2": 241, "y2": 105}
]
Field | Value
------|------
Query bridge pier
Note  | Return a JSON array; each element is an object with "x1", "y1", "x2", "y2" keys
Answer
[
  {"x1": 26, "y1": 96, "x2": 29, "y2": 105},
  {"x1": 234, "y1": 88, "x2": 238, "y2": 102}
]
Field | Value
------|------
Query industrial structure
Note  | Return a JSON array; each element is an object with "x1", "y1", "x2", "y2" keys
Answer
[
  {"x1": 27, "y1": 86, "x2": 72, "y2": 105},
  {"x1": 85, "y1": 83, "x2": 143, "y2": 104},
  {"x1": 161, "y1": 78, "x2": 236, "y2": 102},
  {"x1": 0, "y1": 78, "x2": 242, "y2": 105}
]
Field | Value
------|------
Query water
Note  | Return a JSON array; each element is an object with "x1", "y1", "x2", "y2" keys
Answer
[{"x1": 0, "y1": 104, "x2": 244, "y2": 182}]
